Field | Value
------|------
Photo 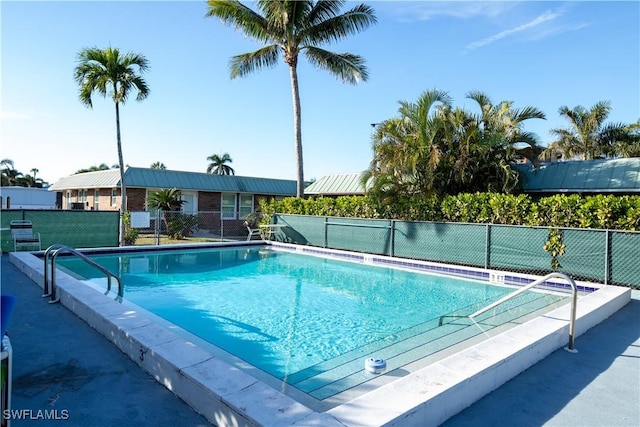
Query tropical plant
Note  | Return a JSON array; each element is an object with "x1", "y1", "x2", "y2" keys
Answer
[
  {"x1": 145, "y1": 188, "x2": 184, "y2": 212},
  {"x1": 150, "y1": 162, "x2": 167, "y2": 170},
  {"x1": 75, "y1": 164, "x2": 112, "y2": 174},
  {"x1": 206, "y1": 0, "x2": 377, "y2": 197},
  {"x1": 544, "y1": 101, "x2": 628, "y2": 160},
  {"x1": 74, "y1": 46, "x2": 150, "y2": 246},
  {"x1": 615, "y1": 119, "x2": 640, "y2": 157},
  {"x1": 1, "y1": 159, "x2": 22, "y2": 186},
  {"x1": 145, "y1": 188, "x2": 186, "y2": 239},
  {"x1": 364, "y1": 89, "x2": 545, "y2": 201},
  {"x1": 206, "y1": 153, "x2": 235, "y2": 175},
  {"x1": 122, "y1": 210, "x2": 139, "y2": 245}
]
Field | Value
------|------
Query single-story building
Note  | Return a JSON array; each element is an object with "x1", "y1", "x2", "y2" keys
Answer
[
  {"x1": 515, "y1": 158, "x2": 640, "y2": 197},
  {"x1": 304, "y1": 172, "x2": 370, "y2": 196},
  {"x1": 0, "y1": 186, "x2": 58, "y2": 209},
  {"x1": 306, "y1": 159, "x2": 640, "y2": 198},
  {"x1": 48, "y1": 167, "x2": 297, "y2": 233}
]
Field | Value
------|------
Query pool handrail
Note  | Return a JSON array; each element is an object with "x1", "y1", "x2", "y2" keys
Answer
[
  {"x1": 43, "y1": 244, "x2": 123, "y2": 303},
  {"x1": 43, "y1": 243, "x2": 67, "y2": 298},
  {"x1": 469, "y1": 272, "x2": 579, "y2": 351}
]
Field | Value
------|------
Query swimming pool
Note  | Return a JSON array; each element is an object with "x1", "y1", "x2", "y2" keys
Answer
[
  {"x1": 9, "y1": 243, "x2": 631, "y2": 426},
  {"x1": 56, "y1": 245, "x2": 568, "y2": 401}
]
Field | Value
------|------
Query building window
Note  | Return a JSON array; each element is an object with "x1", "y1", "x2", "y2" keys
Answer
[
  {"x1": 110, "y1": 189, "x2": 118, "y2": 206},
  {"x1": 94, "y1": 189, "x2": 100, "y2": 211},
  {"x1": 78, "y1": 189, "x2": 88, "y2": 204},
  {"x1": 239, "y1": 194, "x2": 254, "y2": 219},
  {"x1": 221, "y1": 193, "x2": 236, "y2": 219}
]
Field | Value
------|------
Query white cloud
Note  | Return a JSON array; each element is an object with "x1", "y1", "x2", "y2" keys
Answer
[
  {"x1": 463, "y1": 10, "x2": 563, "y2": 52},
  {"x1": 391, "y1": 1, "x2": 517, "y2": 22}
]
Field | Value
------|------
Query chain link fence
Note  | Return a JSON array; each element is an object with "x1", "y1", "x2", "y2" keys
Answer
[
  {"x1": 127, "y1": 211, "x2": 255, "y2": 245},
  {"x1": 4, "y1": 209, "x2": 638, "y2": 288},
  {"x1": 273, "y1": 214, "x2": 640, "y2": 289}
]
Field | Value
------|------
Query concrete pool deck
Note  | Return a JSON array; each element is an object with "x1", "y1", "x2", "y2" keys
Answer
[{"x1": 1, "y1": 252, "x2": 639, "y2": 426}]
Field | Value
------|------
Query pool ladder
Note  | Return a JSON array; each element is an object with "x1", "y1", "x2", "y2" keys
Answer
[
  {"x1": 439, "y1": 272, "x2": 579, "y2": 352},
  {"x1": 43, "y1": 244, "x2": 123, "y2": 304}
]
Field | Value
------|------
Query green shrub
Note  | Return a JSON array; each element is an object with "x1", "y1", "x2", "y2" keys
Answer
[{"x1": 264, "y1": 193, "x2": 640, "y2": 231}]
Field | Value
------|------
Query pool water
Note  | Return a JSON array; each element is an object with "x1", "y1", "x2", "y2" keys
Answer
[{"x1": 56, "y1": 246, "x2": 567, "y2": 399}]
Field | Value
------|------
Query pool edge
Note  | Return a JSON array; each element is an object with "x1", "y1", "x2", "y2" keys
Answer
[{"x1": 9, "y1": 248, "x2": 631, "y2": 427}]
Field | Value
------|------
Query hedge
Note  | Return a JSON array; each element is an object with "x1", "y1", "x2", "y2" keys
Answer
[{"x1": 260, "y1": 193, "x2": 640, "y2": 231}]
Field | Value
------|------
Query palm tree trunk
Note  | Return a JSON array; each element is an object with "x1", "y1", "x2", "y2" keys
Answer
[
  {"x1": 289, "y1": 64, "x2": 304, "y2": 197},
  {"x1": 115, "y1": 101, "x2": 127, "y2": 246}
]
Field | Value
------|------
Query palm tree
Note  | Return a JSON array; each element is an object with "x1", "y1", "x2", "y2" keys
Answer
[
  {"x1": 206, "y1": 0, "x2": 377, "y2": 197},
  {"x1": 465, "y1": 91, "x2": 546, "y2": 191},
  {"x1": 145, "y1": 188, "x2": 185, "y2": 238},
  {"x1": 206, "y1": 153, "x2": 235, "y2": 175},
  {"x1": 546, "y1": 101, "x2": 627, "y2": 160},
  {"x1": 616, "y1": 119, "x2": 640, "y2": 157},
  {"x1": 150, "y1": 162, "x2": 166, "y2": 170},
  {"x1": 363, "y1": 89, "x2": 453, "y2": 200},
  {"x1": 1, "y1": 159, "x2": 22, "y2": 186},
  {"x1": 74, "y1": 46, "x2": 150, "y2": 245},
  {"x1": 145, "y1": 188, "x2": 184, "y2": 212},
  {"x1": 365, "y1": 89, "x2": 546, "y2": 199}
]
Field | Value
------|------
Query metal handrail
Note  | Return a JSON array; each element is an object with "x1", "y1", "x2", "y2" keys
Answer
[
  {"x1": 469, "y1": 272, "x2": 579, "y2": 351},
  {"x1": 43, "y1": 244, "x2": 123, "y2": 303},
  {"x1": 43, "y1": 243, "x2": 67, "y2": 298}
]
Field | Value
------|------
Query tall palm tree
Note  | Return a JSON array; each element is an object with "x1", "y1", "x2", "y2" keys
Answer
[
  {"x1": 206, "y1": 153, "x2": 235, "y2": 175},
  {"x1": 74, "y1": 46, "x2": 150, "y2": 245},
  {"x1": 206, "y1": 0, "x2": 377, "y2": 197},
  {"x1": 150, "y1": 162, "x2": 167, "y2": 170},
  {"x1": 546, "y1": 101, "x2": 626, "y2": 160}
]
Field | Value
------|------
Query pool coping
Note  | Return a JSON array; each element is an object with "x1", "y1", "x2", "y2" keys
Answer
[{"x1": 9, "y1": 243, "x2": 631, "y2": 427}]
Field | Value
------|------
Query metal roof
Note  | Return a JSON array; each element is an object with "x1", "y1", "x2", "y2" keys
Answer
[
  {"x1": 517, "y1": 158, "x2": 640, "y2": 193},
  {"x1": 49, "y1": 167, "x2": 297, "y2": 196},
  {"x1": 304, "y1": 172, "x2": 369, "y2": 195}
]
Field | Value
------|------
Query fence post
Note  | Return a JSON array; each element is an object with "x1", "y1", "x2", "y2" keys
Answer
[
  {"x1": 484, "y1": 224, "x2": 491, "y2": 269},
  {"x1": 604, "y1": 229, "x2": 610, "y2": 285},
  {"x1": 155, "y1": 210, "x2": 161, "y2": 245},
  {"x1": 220, "y1": 212, "x2": 224, "y2": 241},
  {"x1": 324, "y1": 217, "x2": 328, "y2": 248},
  {"x1": 390, "y1": 220, "x2": 395, "y2": 257}
]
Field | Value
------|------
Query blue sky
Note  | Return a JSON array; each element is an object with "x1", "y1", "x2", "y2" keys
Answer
[{"x1": 2, "y1": 1, "x2": 639, "y2": 185}]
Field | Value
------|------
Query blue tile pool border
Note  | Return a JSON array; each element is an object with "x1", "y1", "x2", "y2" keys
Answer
[{"x1": 270, "y1": 242, "x2": 600, "y2": 294}]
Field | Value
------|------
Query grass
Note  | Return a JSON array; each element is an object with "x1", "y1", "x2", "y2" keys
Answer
[{"x1": 134, "y1": 233, "x2": 223, "y2": 245}]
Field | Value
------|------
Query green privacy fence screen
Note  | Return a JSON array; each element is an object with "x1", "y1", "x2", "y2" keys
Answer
[
  {"x1": 1, "y1": 210, "x2": 119, "y2": 252},
  {"x1": 273, "y1": 213, "x2": 640, "y2": 288}
]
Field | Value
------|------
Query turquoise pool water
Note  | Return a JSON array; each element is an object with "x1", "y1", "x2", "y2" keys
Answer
[{"x1": 56, "y1": 246, "x2": 566, "y2": 397}]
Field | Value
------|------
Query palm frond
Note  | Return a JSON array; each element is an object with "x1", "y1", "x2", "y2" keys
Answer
[
  {"x1": 206, "y1": 1, "x2": 271, "y2": 43},
  {"x1": 230, "y1": 45, "x2": 280, "y2": 79},
  {"x1": 303, "y1": 46, "x2": 367, "y2": 83},
  {"x1": 303, "y1": 3, "x2": 376, "y2": 45}
]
